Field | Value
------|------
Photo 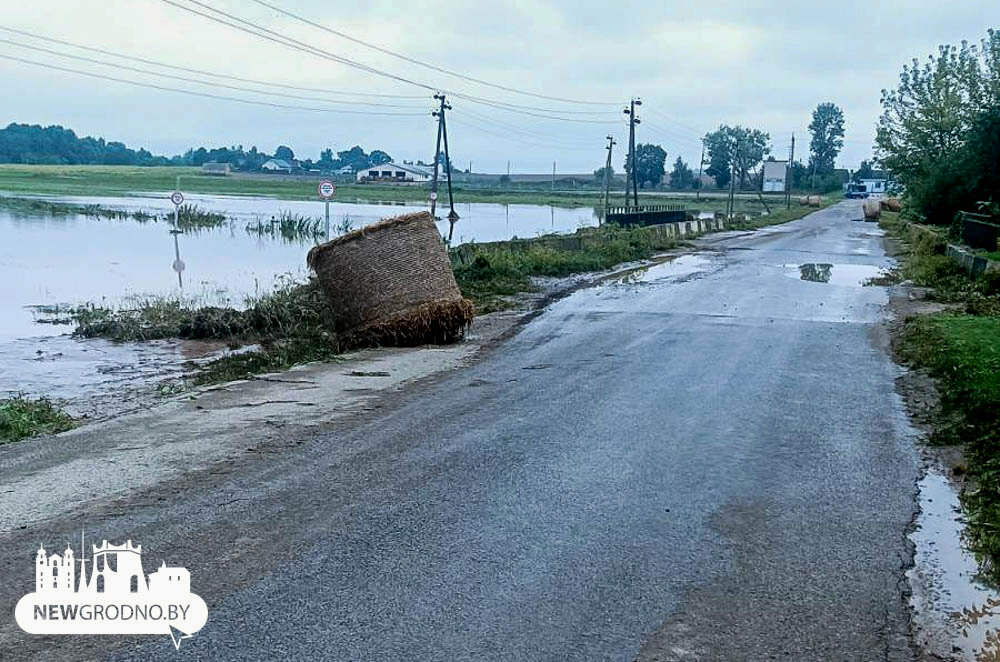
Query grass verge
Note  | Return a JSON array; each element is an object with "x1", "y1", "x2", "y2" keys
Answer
[
  {"x1": 881, "y1": 211, "x2": 1000, "y2": 581},
  {"x1": 453, "y1": 224, "x2": 681, "y2": 312},
  {"x1": 0, "y1": 396, "x2": 75, "y2": 443}
]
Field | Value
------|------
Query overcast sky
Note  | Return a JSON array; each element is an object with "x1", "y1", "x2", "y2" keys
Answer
[{"x1": 1, "y1": 1, "x2": 996, "y2": 173}]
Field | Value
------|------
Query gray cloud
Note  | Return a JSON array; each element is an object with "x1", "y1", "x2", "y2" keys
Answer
[{"x1": 1, "y1": 0, "x2": 996, "y2": 173}]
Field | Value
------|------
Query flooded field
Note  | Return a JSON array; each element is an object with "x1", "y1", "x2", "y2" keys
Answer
[{"x1": 0, "y1": 193, "x2": 600, "y2": 413}]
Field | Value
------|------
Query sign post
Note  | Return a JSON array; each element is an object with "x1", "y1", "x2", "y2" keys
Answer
[
  {"x1": 169, "y1": 191, "x2": 185, "y2": 289},
  {"x1": 318, "y1": 180, "x2": 336, "y2": 239},
  {"x1": 170, "y1": 190, "x2": 184, "y2": 229}
]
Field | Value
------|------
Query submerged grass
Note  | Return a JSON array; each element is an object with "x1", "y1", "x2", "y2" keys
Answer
[
  {"x1": 881, "y1": 211, "x2": 1000, "y2": 582},
  {"x1": 71, "y1": 278, "x2": 340, "y2": 384},
  {"x1": 0, "y1": 395, "x2": 75, "y2": 443},
  {"x1": 245, "y1": 210, "x2": 325, "y2": 242},
  {"x1": 0, "y1": 194, "x2": 227, "y2": 230}
]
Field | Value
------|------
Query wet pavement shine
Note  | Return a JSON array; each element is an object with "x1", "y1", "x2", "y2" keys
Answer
[{"x1": 1, "y1": 200, "x2": 926, "y2": 660}]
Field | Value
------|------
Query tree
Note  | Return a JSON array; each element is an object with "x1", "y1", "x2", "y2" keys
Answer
[
  {"x1": 274, "y1": 145, "x2": 295, "y2": 161},
  {"x1": 593, "y1": 165, "x2": 614, "y2": 183},
  {"x1": 808, "y1": 102, "x2": 845, "y2": 175},
  {"x1": 853, "y1": 160, "x2": 875, "y2": 182},
  {"x1": 703, "y1": 125, "x2": 771, "y2": 190},
  {"x1": 625, "y1": 143, "x2": 667, "y2": 188},
  {"x1": 877, "y1": 30, "x2": 1000, "y2": 187},
  {"x1": 668, "y1": 157, "x2": 694, "y2": 189},
  {"x1": 368, "y1": 150, "x2": 392, "y2": 166}
]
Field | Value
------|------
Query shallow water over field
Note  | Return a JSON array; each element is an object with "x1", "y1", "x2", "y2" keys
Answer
[{"x1": 0, "y1": 193, "x2": 599, "y2": 411}]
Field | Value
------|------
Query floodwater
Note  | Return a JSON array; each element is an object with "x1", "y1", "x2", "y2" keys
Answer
[
  {"x1": 909, "y1": 469, "x2": 1000, "y2": 660},
  {"x1": 0, "y1": 193, "x2": 599, "y2": 413}
]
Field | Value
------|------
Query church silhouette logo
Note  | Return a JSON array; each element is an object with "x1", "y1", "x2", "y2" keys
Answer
[{"x1": 15, "y1": 534, "x2": 208, "y2": 649}]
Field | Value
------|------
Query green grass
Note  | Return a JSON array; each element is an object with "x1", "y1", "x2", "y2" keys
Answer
[
  {"x1": 0, "y1": 164, "x2": 810, "y2": 211},
  {"x1": 881, "y1": 210, "x2": 1000, "y2": 582},
  {"x1": 454, "y1": 224, "x2": 682, "y2": 311},
  {"x1": 0, "y1": 396, "x2": 75, "y2": 443}
]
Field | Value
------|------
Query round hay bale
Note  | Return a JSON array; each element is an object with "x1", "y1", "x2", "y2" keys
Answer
[
  {"x1": 808, "y1": 195, "x2": 822, "y2": 207},
  {"x1": 306, "y1": 211, "x2": 473, "y2": 347},
  {"x1": 799, "y1": 196, "x2": 810, "y2": 206},
  {"x1": 863, "y1": 199, "x2": 882, "y2": 220},
  {"x1": 886, "y1": 197, "x2": 902, "y2": 212}
]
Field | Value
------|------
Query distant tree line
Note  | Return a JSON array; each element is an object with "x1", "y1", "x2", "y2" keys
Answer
[{"x1": 0, "y1": 123, "x2": 395, "y2": 173}]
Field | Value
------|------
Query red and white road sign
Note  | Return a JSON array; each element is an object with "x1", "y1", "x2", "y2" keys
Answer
[
  {"x1": 318, "y1": 180, "x2": 336, "y2": 199},
  {"x1": 170, "y1": 191, "x2": 184, "y2": 206}
]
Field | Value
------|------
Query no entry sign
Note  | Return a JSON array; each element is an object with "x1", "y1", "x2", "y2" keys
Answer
[{"x1": 318, "y1": 180, "x2": 336, "y2": 199}]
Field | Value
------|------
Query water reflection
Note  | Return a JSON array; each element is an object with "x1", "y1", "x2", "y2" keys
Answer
[{"x1": 800, "y1": 263, "x2": 833, "y2": 283}]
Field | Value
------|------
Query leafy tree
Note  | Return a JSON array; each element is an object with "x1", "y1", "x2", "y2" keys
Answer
[
  {"x1": 853, "y1": 160, "x2": 875, "y2": 182},
  {"x1": 877, "y1": 30, "x2": 1000, "y2": 188},
  {"x1": 593, "y1": 165, "x2": 614, "y2": 183},
  {"x1": 668, "y1": 157, "x2": 694, "y2": 189},
  {"x1": 703, "y1": 125, "x2": 771, "y2": 190},
  {"x1": 368, "y1": 150, "x2": 392, "y2": 166},
  {"x1": 808, "y1": 102, "x2": 845, "y2": 175},
  {"x1": 318, "y1": 148, "x2": 335, "y2": 168},
  {"x1": 877, "y1": 29, "x2": 1000, "y2": 223},
  {"x1": 274, "y1": 145, "x2": 295, "y2": 161},
  {"x1": 624, "y1": 143, "x2": 667, "y2": 188}
]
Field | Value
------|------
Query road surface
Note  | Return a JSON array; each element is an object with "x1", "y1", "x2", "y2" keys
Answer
[{"x1": 0, "y1": 201, "x2": 920, "y2": 661}]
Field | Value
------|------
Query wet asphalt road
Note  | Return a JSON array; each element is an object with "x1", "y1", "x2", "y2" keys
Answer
[{"x1": 6, "y1": 201, "x2": 920, "y2": 661}]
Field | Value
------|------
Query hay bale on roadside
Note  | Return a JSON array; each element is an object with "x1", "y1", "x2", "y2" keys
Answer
[
  {"x1": 799, "y1": 196, "x2": 810, "y2": 206},
  {"x1": 863, "y1": 199, "x2": 881, "y2": 221},
  {"x1": 306, "y1": 211, "x2": 473, "y2": 347},
  {"x1": 886, "y1": 197, "x2": 902, "y2": 212},
  {"x1": 808, "y1": 195, "x2": 822, "y2": 207}
]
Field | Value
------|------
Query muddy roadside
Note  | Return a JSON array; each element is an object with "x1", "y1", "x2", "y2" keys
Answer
[{"x1": 879, "y1": 232, "x2": 1000, "y2": 662}]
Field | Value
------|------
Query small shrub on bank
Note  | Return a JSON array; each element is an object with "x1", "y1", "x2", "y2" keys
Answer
[{"x1": 0, "y1": 396, "x2": 75, "y2": 443}]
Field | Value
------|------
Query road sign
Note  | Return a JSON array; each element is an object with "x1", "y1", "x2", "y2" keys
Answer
[
  {"x1": 318, "y1": 180, "x2": 336, "y2": 199},
  {"x1": 170, "y1": 191, "x2": 184, "y2": 206},
  {"x1": 430, "y1": 191, "x2": 438, "y2": 201}
]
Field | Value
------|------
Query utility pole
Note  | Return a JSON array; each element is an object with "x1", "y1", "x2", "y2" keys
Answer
[
  {"x1": 727, "y1": 137, "x2": 739, "y2": 220},
  {"x1": 786, "y1": 133, "x2": 795, "y2": 209},
  {"x1": 430, "y1": 93, "x2": 448, "y2": 218},
  {"x1": 602, "y1": 135, "x2": 616, "y2": 221},
  {"x1": 507, "y1": 160, "x2": 510, "y2": 177},
  {"x1": 696, "y1": 139, "x2": 705, "y2": 202},
  {"x1": 552, "y1": 161, "x2": 556, "y2": 192},
  {"x1": 623, "y1": 98, "x2": 642, "y2": 209},
  {"x1": 431, "y1": 93, "x2": 458, "y2": 241}
]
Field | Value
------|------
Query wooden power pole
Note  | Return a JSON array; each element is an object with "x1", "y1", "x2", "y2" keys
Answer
[
  {"x1": 623, "y1": 98, "x2": 642, "y2": 210},
  {"x1": 431, "y1": 93, "x2": 458, "y2": 240},
  {"x1": 603, "y1": 135, "x2": 616, "y2": 221}
]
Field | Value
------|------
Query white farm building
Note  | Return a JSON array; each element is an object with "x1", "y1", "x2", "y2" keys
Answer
[{"x1": 356, "y1": 162, "x2": 433, "y2": 184}]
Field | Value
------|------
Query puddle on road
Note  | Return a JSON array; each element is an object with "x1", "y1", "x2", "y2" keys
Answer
[
  {"x1": 782, "y1": 263, "x2": 889, "y2": 286},
  {"x1": 605, "y1": 254, "x2": 715, "y2": 285},
  {"x1": 909, "y1": 469, "x2": 1000, "y2": 661}
]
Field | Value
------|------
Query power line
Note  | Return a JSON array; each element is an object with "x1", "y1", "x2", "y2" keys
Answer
[
  {"x1": 0, "y1": 24, "x2": 427, "y2": 99},
  {"x1": 0, "y1": 53, "x2": 428, "y2": 116},
  {"x1": 248, "y1": 0, "x2": 619, "y2": 107},
  {"x1": 448, "y1": 116, "x2": 598, "y2": 152},
  {"x1": 453, "y1": 105, "x2": 601, "y2": 149},
  {"x1": 160, "y1": 0, "x2": 621, "y2": 124},
  {"x1": 0, "y1": 37, "x2": 427, "y2": 109}
]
